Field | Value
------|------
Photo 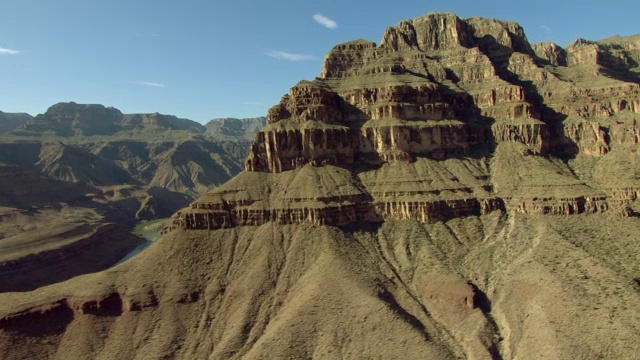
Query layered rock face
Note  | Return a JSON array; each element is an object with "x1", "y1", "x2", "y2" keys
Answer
[{"x1": 181, "y1": 12, "x2": 640, "y2": 230}]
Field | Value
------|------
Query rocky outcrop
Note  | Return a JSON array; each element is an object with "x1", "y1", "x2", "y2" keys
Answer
[
  {"x1": 565, "y1": 38, "x2": 639, "y2": 69},
  {"x1": 532, "y1": 42, "x2": 567, "y2": 66},
  {"x1": 177, "y1": 194, "x2": 505, "y2": 230},
  {"x1": 381, "y1": 13, "x2": 473, "y2": 51},
  {"x1": 15, "y1": 103, "x2": 122, "y2": 136},
  {"x1": 245, "y1": 123, "x2": 487, "y2": 173},
  {"x1": 245, "y1": 127, "x2": 356, "y2": 172},
  {"x1": 566, "y1": 39, "x2": 604, "y2": 67},
  {"x1": 599, "y1": 34, "x2": 640, "y2": 65},
  {"x1": 336, "y1": 85, "x2": 458, "y2": 121},
  {"x1": 250, "y1": 13, "x2": 640, "y2": 176},
  {"x1": 558, "y1": 121, "x2": 610, "y2": 155},
  {"x1": 529, "y1": 35, "x2": 640, "y2": 72},
  {"x1": 377, "y1": 12, "x2": 532, "y2": 56},
  {"x1": 179, "y1": 13, "x2": 640, "y2": 231},
  {"x1": 0, "y1": 290, "x2": 161, "y2": 332},
  {"x1": 267, "y1": 83, "x2": 343, "y2": 124},
  {"x1": 491, "y1": 122, "x2": 550, "y2": 153},
  {"x1": 610, "y1": 120, "x2": 640, "y2": 151},
  {"x1": 510, "y1": 195, "x2": 609, "y2": 215}
]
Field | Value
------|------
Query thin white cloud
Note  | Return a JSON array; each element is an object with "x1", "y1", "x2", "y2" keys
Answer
[
  {"x1": 313, "y1": 13, "x2": 337, "y2": 29},
  {"x1": 0, "y1": 47, "x2": 20, "y2": 55},
  {"x1": 132, "y1": 81, "x2": 167, "y2": 87},
  {"x1": 541, "y1": 25, "x2": 552, "y2": 33},
  {"x1": 242, "y1": 101, "x2": 262, "y2": 106},
  {"x1": 266, "y1": 50, "x2": 315, "y2": 61}
]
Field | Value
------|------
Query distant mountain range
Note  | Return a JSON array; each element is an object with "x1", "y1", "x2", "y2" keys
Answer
[
  {"x1": 2, "y1": 102, "x2": 266, "y2": 139},
  {"x1": 0, "y1": 102, "x2": 265, "y2": 291},
  {"x1": 204, "y1": 117, "x2": 267, "y2": 140},
  {"x1": 0, "y1": 111, "x2": 32, "y2": 133}
]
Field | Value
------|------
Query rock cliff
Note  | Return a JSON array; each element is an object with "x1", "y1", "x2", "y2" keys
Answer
[{"x1": 180, "y1": 12, "x2": 640, "y2": 230}]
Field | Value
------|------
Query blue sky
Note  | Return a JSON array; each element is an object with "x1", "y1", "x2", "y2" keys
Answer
[{"x1": 1, "y1": 0, "x2": 638, "y2": 123}]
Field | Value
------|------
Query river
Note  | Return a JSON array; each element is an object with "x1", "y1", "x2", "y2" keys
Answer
[{"x1": 115, "y1": 218, "x2": 168, "y2": 266}]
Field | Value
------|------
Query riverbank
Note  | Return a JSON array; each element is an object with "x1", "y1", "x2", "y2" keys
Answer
[{"x1": 115, "y1": 218, "x2": 169, "y2": 265}]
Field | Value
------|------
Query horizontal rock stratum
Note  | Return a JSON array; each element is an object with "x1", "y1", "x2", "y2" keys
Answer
[
  {"x1": 177, "y1": 12, "x2": 640, "y2": 231},
  {"x1": 1, "y1": 12, "x2": 640, "y2": 360}
]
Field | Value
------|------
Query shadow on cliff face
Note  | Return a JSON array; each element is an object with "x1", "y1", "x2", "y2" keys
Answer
[
  {"x1": 80, "y1": 292, "x2": 124, "y2": 317},
  {"x1": 0, "y1": 300, "x2": 74, "y2": 337},
  {"x1": 336, "y1": 73, "x2": 498, "y2": 171},
  {"x1": 597, "y1": 44, "x2": 640, "y2": 84},
  {"x1": 377, "y1": 288, "x2": 430, "y2": 340},
  {"x1": 599, "y1": 66, "x2": 640, "y2": 85},
  {"x1": 407, "y1": 68, "x2": 500, "y2": 157},
  {"x1": 339, "y1": 220, "x2": 383, "y2": 234},
  {"x1": 476, "y1": 35, "x2": 580, "y2": 160},
  {"x1": 405, "y1": 69, "x2": 499, "y2": 159},
  {"x1": 467, "y1": 281, "x2": 504, "y2": 360}
]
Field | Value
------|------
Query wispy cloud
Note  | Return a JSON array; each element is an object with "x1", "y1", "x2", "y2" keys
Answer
[
  {"x1": 131, "y1": 81, "x2": 167, "y2": 87},
  {"x1": 266, "y1": 50, "x2": 315, "y2": 61},
  {"x1": 312, "y1": 14, "x2": 337, "y2": 29},
  {"x1": 242, "y1": 101, "x2": 262, "y2": 106},
  {"x1": 541, "y1": 25, "x2": 552, "y2": 33},
  {"x1": 0, "y1": 47, "x2": 20, "y2": 55}
]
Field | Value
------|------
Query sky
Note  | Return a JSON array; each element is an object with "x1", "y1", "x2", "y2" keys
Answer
[{"x1": 1, "y1": 0, "x2": 639, "y2": 123}]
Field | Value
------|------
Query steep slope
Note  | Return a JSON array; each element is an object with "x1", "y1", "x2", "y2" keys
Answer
[{"x1": 1, "y1": 12, "x2": 639, "y2": 360}]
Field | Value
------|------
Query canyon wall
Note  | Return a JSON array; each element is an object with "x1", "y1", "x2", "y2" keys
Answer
[{"x1": 178, "y1": 12, "x2": 640, "y2": 230}]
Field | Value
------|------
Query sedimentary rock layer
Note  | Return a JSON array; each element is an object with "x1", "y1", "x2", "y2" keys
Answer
[{"x1": 181, "y1": 12, "x2": 640, "y2": 230}]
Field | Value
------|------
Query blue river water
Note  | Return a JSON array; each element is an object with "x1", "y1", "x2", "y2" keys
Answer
[{"x1": 114, "y1": 219, "x2": 167, "y2": 266}]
